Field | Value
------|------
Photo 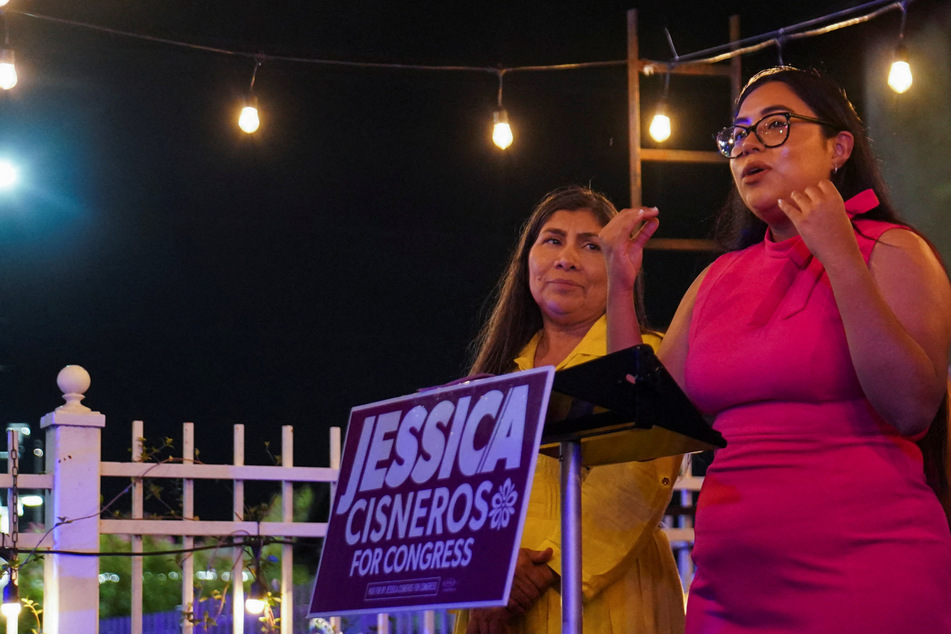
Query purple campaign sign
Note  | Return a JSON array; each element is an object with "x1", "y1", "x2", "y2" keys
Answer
[{"x1": 309, "y1": 367, "x2": 554, "y2": 617}]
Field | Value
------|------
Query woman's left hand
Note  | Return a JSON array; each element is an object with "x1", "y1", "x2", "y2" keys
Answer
[{"x1": 777, "y1": 180, "x2": 860, "y2": 268}]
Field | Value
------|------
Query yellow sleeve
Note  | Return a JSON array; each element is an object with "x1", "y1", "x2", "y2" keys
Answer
[
  {"x1": 518, "y1": 324, "x2": 681, "y2": 602},
  {"x1": 577, "y1": 455, "x2": 680, "y2": 598},
  {"x1": 520, "y1": 454, "x2": 680, "y2": 601}
]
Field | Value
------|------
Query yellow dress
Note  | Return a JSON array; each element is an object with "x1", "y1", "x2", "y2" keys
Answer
[{"x1": 454, "y1": 316, "x2": 685, "y2": 633}]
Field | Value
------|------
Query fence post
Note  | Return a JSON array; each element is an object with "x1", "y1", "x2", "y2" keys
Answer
[{"x1": 40, "y1": 365, "x2": 105, "y2": 634}]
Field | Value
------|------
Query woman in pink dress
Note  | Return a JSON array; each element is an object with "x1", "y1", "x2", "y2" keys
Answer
[{"x1": 600, "y1": 66, "x2": 951, "y2": 632}]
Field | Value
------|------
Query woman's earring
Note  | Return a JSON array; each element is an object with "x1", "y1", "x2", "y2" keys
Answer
[{"x1": 832, "y1": 163, "x2": 839, "y2": 175}]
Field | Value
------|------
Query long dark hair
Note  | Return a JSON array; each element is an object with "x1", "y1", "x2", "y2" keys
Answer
[
  {"x1": 714, "y1": 66, "x2": 949, "y2": 505},
  {"x1": 713, "y1": 66, "x2": 905, "y2": 251},
  {"x1": 468, "y1": 185, "x2": 649, "y2": 375}
]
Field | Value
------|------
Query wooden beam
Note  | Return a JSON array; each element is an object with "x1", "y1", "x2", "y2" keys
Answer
[
  {"x1": 641, "y1": 148, "x2": 726, "y2": 164},
  {"x1": 627, "y1": 9, "x2": 642, "y2": 207},
  {"x1": 645, "y1": 238, "x2": 718, "y2": 252},
  {"x1": 639, "y1": 60, "x2": 735, "y2": 77}
]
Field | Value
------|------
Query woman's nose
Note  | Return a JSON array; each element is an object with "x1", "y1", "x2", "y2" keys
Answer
[
  {"x1": 554, "y1": 247, "x2": 579, "y2": 269},
  {"x1": 736, "y1": 131, "x2": 765, "y2": 156}
]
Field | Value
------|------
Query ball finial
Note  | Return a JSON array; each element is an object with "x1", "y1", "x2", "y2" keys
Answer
[{"x1": 56, "y1": 365, "x2": 92, "y2": 412}]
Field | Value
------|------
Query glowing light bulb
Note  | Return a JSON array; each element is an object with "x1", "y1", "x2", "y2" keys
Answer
[
  {"x1": 20, "y1": 495, "x2": 43, "y2": 507},
  {"x1": 0, "y1": 160, "x2": 18, "y2": 189},
  {"x1": 492, "y1": 108, "x2": 513, "y2": 150},
  {"x1": 238, "y1": 104, "x2": 260, "y2": 134},
  {"x1": 888, "y1": 51, "x2": 913, "y2": 94},
  {"x1": 245, "y1": 596, "x2": 266, "y2": 615},
  {"x1": 245, "y1": 579, "x2": 267, "y2": 614},
  {"x1": 0, "y1": 601, "x2": 20, "y2": 618},
  {"x1": 1, "y1": 582, "x2": 19, "y2": 618},
  {"x1": 649, "y1": 111, "x2": 671, "y2": 143},
  {"x1": 0, "y1": 50, "x2": 17, "y2": 91}
]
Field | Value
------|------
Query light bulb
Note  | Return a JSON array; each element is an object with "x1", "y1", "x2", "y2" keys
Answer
[
  {"x1": 0, "y1": 50, "x2": 17, "y2": 91},
  {"x1": 0, "y1": 159, "x2": 18, "y2": 189},
  {"x1": 0, "y1": 600, "x2": 20, "y2": 618},
  {"x1": 1, "y1": 581, "x2": 19, "y2": 618},
  {"x1": 245, "y1": 596, "x2": 266, "y2": 615},
  {"x1": 492, "y1": 108, "x2": 513, "y2": 150},
  {"x1": 888, "y1": 50, "x2": 913, "y2": 94},
  {"x1": 649, "y1": 112, "x2": 671, "y2": 143},
  {"x1": 238, "y1": 105, "x2": 260, "y2": 134},
  {"x1": 245, "y1": 579, "x2": 267, "y2": 614}
]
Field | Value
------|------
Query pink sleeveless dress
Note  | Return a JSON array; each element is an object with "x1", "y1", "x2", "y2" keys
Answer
[{"x1": 683, "y1": 193, "x2": 951, "y2": 633}]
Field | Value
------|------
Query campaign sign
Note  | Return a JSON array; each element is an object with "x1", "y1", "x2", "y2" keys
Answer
[{"x1": 308, "y1": 367, "x2": 554, "y2": 617}]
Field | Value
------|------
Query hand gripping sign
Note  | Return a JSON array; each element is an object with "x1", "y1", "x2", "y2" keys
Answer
[{"x1": 309, "y1": 367, "x2": 554, "y2": 616}]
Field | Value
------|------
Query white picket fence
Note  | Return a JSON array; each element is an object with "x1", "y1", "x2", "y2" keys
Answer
[
  {"x1": 0, "y1": 365, "x2": 702, "y2": 633},
  {"x1": 0, "y1": 365, "x2": 353, "y2": 634}
]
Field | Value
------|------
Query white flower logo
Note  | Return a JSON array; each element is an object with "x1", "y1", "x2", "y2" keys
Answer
[{"x1": 489, "y1": 478, "x2": 518, "y2": 530}]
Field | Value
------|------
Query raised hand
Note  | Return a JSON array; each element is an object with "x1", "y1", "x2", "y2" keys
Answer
[
  {"x1": 599, "y1": 207, "x2": 660, "y2": 292},
  {"x1": 776, "y1": 180, "x2": 860, "y2": 269}
]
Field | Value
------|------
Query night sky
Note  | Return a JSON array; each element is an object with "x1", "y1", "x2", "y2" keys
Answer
[{"x1": 0, "y1": 1, "x2": 947, "y2": 507}]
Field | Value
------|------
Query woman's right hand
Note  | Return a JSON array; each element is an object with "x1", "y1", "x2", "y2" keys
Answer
[
  {"x1": 465, "y1": 607, "x2": 514, "y2": 634},
  {"x1": 599, "y1": 207, "x2": 660, "y2": 291},
  {"x1": 506, "y1": 547, "x2": 557, "y2": 614}
]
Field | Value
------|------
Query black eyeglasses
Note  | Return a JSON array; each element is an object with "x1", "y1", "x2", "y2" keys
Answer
[{"x1": 715, "y1": 112, "x2": 838, "y2": 159}]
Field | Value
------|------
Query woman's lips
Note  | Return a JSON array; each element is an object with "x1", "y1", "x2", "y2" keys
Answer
[
  {"x1": 547, "y1": 278, "x2": 582, "y2": 288},
  {"x1": 741, "y1": 162, "x2": 770, "y2": 182}
]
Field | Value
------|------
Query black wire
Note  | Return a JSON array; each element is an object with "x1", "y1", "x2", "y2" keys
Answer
[
  {"x1": 8, "y1": 2, "x2": 911, "y2": 75},
  {"x1": 19, "y1": 536, "x2": 317, "y2": 559}
]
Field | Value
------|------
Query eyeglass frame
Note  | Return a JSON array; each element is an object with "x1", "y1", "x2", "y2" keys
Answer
[{"x1": 715, "y1": 111, "x2": 839, "y2": 159}]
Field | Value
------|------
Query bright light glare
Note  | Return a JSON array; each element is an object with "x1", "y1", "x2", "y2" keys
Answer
[
  {"x1": 0, "y1": 600, "x2": 20, "y2": 618},
  {"x1": 245, "y1": 597, "x2": 266, "y2": 614},
  {"x1": 238, "y1": 106, "x2": 260, "y2": 134},
  {"x1": 649, "y1": 113, "x2": 672, "y2": 143},
  {"x1": 888, "y1": 60, "x2": 913, "y2": 94},
  {"x1": 21, "y1": 495, "x2": 44, "y2": 507},
  {"x1": 0, "y1": 62, "x2": 16, "y2": 91},
  {"x1": 0, "y1": 0, "x2": 9, "y2": 7},
  {"x1": 492, "y1": 122, "x2": 513, "y2": 150},
  {"x1": 0, "y1": 160, "x2": 19, "y2": 189}
]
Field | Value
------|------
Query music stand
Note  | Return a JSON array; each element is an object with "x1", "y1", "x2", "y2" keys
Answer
[{"x1": 539, "y1": 344, "x2": 725, "y2": 633}]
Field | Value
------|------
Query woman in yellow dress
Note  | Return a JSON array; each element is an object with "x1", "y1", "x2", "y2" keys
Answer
[{"x1": 453, "y1": 185, "x2": 684, "y2": 634}]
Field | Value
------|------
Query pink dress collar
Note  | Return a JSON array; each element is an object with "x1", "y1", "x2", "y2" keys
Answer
[{"x1": 750, "y1": 189, "x2": 880, "y2": 326}]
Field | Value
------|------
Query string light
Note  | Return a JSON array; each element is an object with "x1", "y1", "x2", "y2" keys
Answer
[
  {"x1": 1, "y1": 577, "x2": 20, "y2": 618},
  {"x1": 648, "y1": 103, "x2": 671, "y2": 143},
  {"x1": 887, "y1": 2, "x2": 912, "y2": 94},
  {"x1": 0, "y1": 10, "x2": 16, "y2": 90},
  {"x1": 244, "y1": 539, "x2": 267, "y2": 614},
  {"x1": 238, "y1": 60, "x2": 262, "y2": 134},
  {"x1": 1, "y1": 1, "x2": 923, "y2": 141},
  {"x1": 245, "y1": 578, "x2": 267, "y2": 614},
  {"x1": 0, "y1": 158, "x2": 18, "y2": 189},
  {"x1": 238, "y1": 96, "x2": 260, "y2": 134},
  {"x1": 492, "y1": 108, "x2": 513, "y2": 150},
  {"x1": 492, "y1": 72, "x2": 513, "y2": 150},
  {"x1": 0, "y1": 49, "x2": 14, "y2": 90}
]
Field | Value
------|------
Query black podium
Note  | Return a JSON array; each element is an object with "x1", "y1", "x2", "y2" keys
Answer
[{"x1": 539, "y1": 344, "x2": 725, "y2": 633}]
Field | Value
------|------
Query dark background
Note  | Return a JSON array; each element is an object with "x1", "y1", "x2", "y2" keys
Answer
[{"x1": 0, "y1": 1, "x2": 947, "y2": 516}]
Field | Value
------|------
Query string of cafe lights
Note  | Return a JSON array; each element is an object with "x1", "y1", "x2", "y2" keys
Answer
[{"x1": 0, "y1": 0, "x2": 922, "y2": 151}]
